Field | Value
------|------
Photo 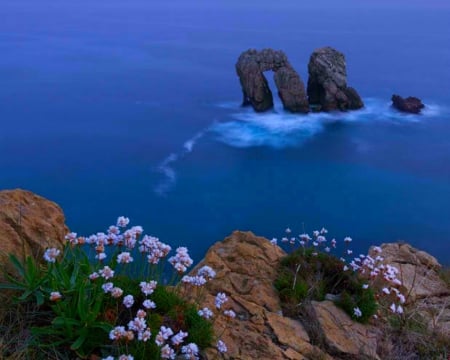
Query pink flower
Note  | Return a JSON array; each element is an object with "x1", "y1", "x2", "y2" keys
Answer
[{"x1": 49, "y1": 291, "x2": 62, "y2": 301}]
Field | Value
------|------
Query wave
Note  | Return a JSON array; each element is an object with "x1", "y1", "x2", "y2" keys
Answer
[
  {"x1": 210, "y1": 98, "x2": 446, "y2": 148},
  {"x1": 154, "y1": 130, "x2": 205, "y2": 196},
  {"x1": 154, "y1": 97, "x2": 446, "y2": 195}
]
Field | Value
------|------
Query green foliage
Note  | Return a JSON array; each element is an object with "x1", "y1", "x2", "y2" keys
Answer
[
  {"x1": 275, "y1": 248, "x2": 378, "y2": 322},
  {"x1": 0, "y1": 254, "x2": 48, "y2": 306},
  {"x1": 0, "y1": 237, "x2": 214, "y2": 359},
  {"x1": 183, "y1": 305, "x2": 214, "y2": 348}
]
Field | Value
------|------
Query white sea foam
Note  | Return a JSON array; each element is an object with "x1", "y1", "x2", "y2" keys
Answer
[
  {"x1": 154, "y1": 131, "x2": 205, "y2": 196},
  {"x1": 210, "y1": 98, "x2": 445, "y2": 148}
]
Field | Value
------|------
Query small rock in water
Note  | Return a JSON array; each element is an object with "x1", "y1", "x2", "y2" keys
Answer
[{"x1": 391, "y1": 94, "x2": 425, "y2": 114}]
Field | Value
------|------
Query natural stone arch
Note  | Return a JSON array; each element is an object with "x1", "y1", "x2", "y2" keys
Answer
[{"x1": 235, "y1": 49, "x2": 309, "y2": 113}]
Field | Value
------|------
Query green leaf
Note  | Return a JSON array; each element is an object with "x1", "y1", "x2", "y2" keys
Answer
[
  {"x1": 52, "y1": 317, "x2": 81, "y2": 327},
  {"x1": 70, "y1": 330, "x2": 87, "y2": 350},
  {"x1": 35, "y1": 290, "x2": 44, "y2": 306},
  {"x1": 8, "y1": 254, "x2": 25, "y2": 278},
  {"x1": 0, "y1": 283, "x2": 26, "y2": 291}
]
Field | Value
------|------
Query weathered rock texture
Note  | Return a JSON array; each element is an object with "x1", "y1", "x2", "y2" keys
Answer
[
  {"x1": 369, "y1": 243, "x2": 450, "y2": 338},
  {"x1": 391, "y1": 94, "x2": 425, "y2": 114},
  {"x1": 236, "y1": 49, "x2": 309, "y2": 113},
  {"x1": 187, "y1": 231, "x2": 383, "y2": 360},
  {"x1": 0, "y1": 189, "x2": 68, "y2": 276},
  {"x1": 307, "y1": 47, "x2": 364, "y2": 111}
]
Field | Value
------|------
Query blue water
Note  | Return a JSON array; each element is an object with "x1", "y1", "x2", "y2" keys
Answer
[{"x1": 1, "y1": 1, "x2": 449, "y2": 264}]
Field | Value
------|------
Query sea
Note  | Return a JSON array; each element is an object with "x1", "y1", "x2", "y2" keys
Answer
[{"x1": 1, "y1": 1, "x2": 449, "y2": 264}]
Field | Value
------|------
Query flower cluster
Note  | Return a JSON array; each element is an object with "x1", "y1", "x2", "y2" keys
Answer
[
  {"x1": 49, "y1": 217, "x2": 219, "y2": 359},
  {"x1": 274, "y1": 226, "x2": 406, "y2": 321}
]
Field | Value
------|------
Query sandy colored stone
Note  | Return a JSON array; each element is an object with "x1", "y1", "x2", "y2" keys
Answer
[
  {"x1": 369, "y1": 243, "x2": 449, "y2": 301},
  {"x1": 186, "y1": 231, "x2": 327, "y2": 360},
  {"x1": 0, "y1": 189, "x2": 68, "y2": 277},
  {"x1": 312, "y1": 301, "x2": 380, "y2": 359}
]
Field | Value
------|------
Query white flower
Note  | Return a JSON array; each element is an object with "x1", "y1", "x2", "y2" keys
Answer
[
  {"x1": 320, "y1": 227, "x2": 328, "y2": 234},
  {"x1": 171, "y1": 330, "x2": 188, "y2": 346},
  {"x1": 140, "y1": 281, "x2": 157, "y2": 296},
  {"x1": 49, "y1": 291, "x2": 62, "y2": 301},
  {"x1": 118, "y1": 355, "x2": 133, "y2": 360},
  {"x1": 123, "y1": 295, "x2": 134, "y2": 308},
  {"x1": 344, "y1": 236, "x2": 352, "y2": 243},
  {"x1": 160, "y1": 344, "x2": 176, "y2": 359},
  {"x1": 197, "y1": 265, "x2": 216, "y2": 279},
  {"x1": 313, "y1": 230, "x2": 320, "y2": 237},
  {"x1": 89, "y1": 272, "x2": 99, "y2": 280},
  {"x1": 111, "y1": 287, "x2": 123, "y2": 298},
  {"x1": 181, "y1": 343, "x2": 199, "y2": 359},
  {"x1": 223, "y1": 310, "x2": 236, "y2": 319},
  {"x1": 109, "y1": 326, "x2": 126, "y2": 340},
  {"x1": 102, "y1": 282, "x2": 114, "y2": 293},
  {"x1": 139, "y1": 329, "x2": 152, "y2": 342},
  {"x1": 96, "y1": 252, "x2": 107, "y2": 261},
  {"x1": 117, "y1": 216, "x2": 130, "y2": 228},
  {"x1": 270, "y1": 238, "x2": 277, "y2": 245},
  {"x1": 155, "y1": 326, "x2": 174, "y2": 346},
  {"x1": 362, "y1": 284, "x2": 369, "y2": 289},
  {"x1": 128, "y1": 317, "x2": 146, "y2": 332},
  {"x1": 117, "y1": 252, "x2": 134, "y2": 264},
  {"x1": 396, "y1": 305, "x2": 404, "y2": 314},
  {"x1": 382, "y1": 287, "x2": 390, "y2": 295},
  {"x1": 143, "y1": 299, "x2": 156, "y2": 309},
  {"x1": 353, "y1": 307, "x2": 362, "y2": 317},
  {"x1": 43, "y1": 248, "x2": 60, "y2": 263},
  {"x1": 285, "y1": 227, "x2": 292, "y2": 234},
  {"x1": 198, "y1": 307, "x2": 213, "y2": 319},
  {"x1": 181, "y1": 275, "x2": 206, "y2": 287},
  {"x1": 397, "y1": 293, "x2": 406, "y2": 304},
  {"x1": 99, "y1": 266, "x2": 114, "y2": 280},
  {"x1": 215, "y1": 292, "x2": 228, "y2": 309},
  {"x1": 390, "y1": 303, "x2": 396, "y2": 313},
  {"x1": 217, "y1": 340, "x2": 227, "y2": 353}
]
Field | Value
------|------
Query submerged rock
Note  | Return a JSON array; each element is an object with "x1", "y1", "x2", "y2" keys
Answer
[
  {"x1": 391, "y1": 94, "x2": 425, "y2": 114},
  {"x1": 236, "y1": 49, "x2": 309, "y2": 113},
  {"x1": 307, "y1": 47, "x2": 364, "y2": 111}
]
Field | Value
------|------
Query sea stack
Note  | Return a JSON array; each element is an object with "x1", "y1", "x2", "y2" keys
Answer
[
  {"x1": 235, "y1": 49, "x2": 309, "y2": 113},
  {"x1": 307, "y1": 47, "x2": 364, "y2": 112}
]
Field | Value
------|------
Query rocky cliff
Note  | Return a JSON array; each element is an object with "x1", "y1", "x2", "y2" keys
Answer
[{"x1": 189, "y1": 232, "x2": 449, "y2": 360}]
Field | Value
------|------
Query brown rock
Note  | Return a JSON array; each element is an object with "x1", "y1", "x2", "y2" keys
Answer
[
  {"x1": 312, "y1": 301, "x2": 380, "y2": 359},
  {"x1": 369, "y1": 242, "x2": 450, "y2": 340},
  {"x1": 307, "y1": 47, "x2": 364, "y2": 111},
  {"x1": 369, "y1": 243, "x2": 448, "y2": 301},
  {"x1": 0, "y1": 189, "x2": 68, "y2": 276},
  {"x1": 236, "y1": 49, "x2": 309, "y2": 113},
  {"x1": 185, "y1": 231, "x2": 327, "y2": 360},
  {"x1": 391, "y1": 94, "x2": 424, "y2": 114}
]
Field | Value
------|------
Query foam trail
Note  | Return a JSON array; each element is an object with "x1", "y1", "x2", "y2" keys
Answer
[{"x1": 154, "y1": 130, "x2": 206, "y2": 196}]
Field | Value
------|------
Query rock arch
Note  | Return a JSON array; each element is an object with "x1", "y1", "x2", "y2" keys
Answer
[{"x1": 235, "y1": 49, "x2": 309, "y2": 113}]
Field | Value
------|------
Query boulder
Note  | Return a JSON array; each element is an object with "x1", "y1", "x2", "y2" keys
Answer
[
  {"x1": 186, "y1": 231, "x2": 330, "y2": 360},
  {"x1": 312, "y1": 301, "x2": 380, "y2": 359},
  {"x1": 236, "y1": 49, "x2": 309, "y2": 113},
  {"x1": 0, "y1": 189, "x2": 68, "y2": 277},
  {"x1": 391, "y1": 94, "x2": 424, "y2": 114},
  {"x1": 369, "y1": 242, "x2": 450, "y2": 339},
  {"x1": 307, "y1": 47, "x2": 364, "y2": 111}
]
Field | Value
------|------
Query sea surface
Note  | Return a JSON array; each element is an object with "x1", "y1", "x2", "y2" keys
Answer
[{"x1": 1, "y1": 1, "x2": 449, "y2": 264}]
